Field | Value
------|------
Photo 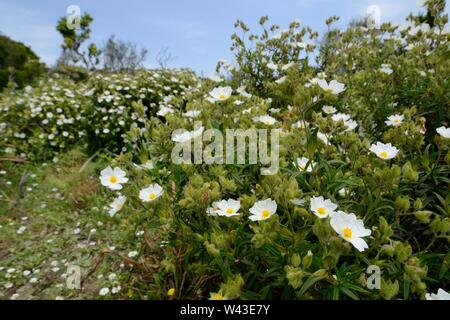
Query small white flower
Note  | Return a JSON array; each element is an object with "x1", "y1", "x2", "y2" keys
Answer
[
  {"x1": 330, "y1": 211, "x2": 371, "y2": 252},
  {"x1": 316, "y1": 79, "x2": 346, "y2": 94},
  {"x1": 252, "y1": 115, "x2": 277, "y2": 125},
  {"x1": 99, "y1": 287, "x2": 110, "y2": 296},
  {"x1": 425, "y1": 288, "x2": 450, "y2": 300},
  {"x1": 157, "y1": 106, "x2": 174, "y2": 117},
  {"x1": 292, "y1": 120, "x2": 307, "y2": 129},
  {"x1": 317, "y1": 132, "x2": 330, "y2": 145},
  {"x1": 112, "y1": 286, "x2": 122, "y2": 294},
  {"x1": 293, "y1": 157, "x2": 316, "y2": 172},
  {"x1": 139, "y1": 184, "x2": 164, "y2": 202},
  {"x1": 209, "y1": 86, "x2": 232, "y2": 102},
  {"x1": 275, "y1": 76, "x2": 286, "y2": 84},
  {"x1": 331, "y1": 113, "x2": 351, "y2": 123},
  {"x1": 17, "y1": 226, "x2": 26, "y2": 234},
  {"x1": 172, "y1": 127, "x2": 204, "y2": 143},
  {"x1": 215, "y1": 199, "x2": 241, "y2": 217},
  {"x1": 108, "y1": 196, "x2": 126, "y2": 217},
  {"x1": 385, "y1": 114, "x2": 404, "y2": 127},
  {"x1": 206, "y1": 201, "x2": 220, "y2": 216},
  {"x1": 436, "y1": 126, "x2": 450, "y2": 138},
  {"x1": 322, "y1": 105, "x2": 337, "y2": 114},
  {"x1": 108, "y1": 273, "x2": 117, "y2": 281},
  {"x1": 267, "y1": 62, "x2": 278, "y2": 70},
  {"x1": 310, "y1": 196, "x2": 338, "y2": 218},
  {"x1": 344, "y1": 119, "x2": 358, "y2": 131},
  {"x1": 380, "y1": 65, "x2": 393, "y2": 74},
  {"x1": 249, "y1": 199, "x2": 277, "y2": 221},
  {"x1": 128, "y1": 251, "x2": 138, "y2": 258},
  {"x1": 4, "y1": 282, "x2": 13, "y2": 289},
  {"x1": 183, "y1": 110, "x2": 201, "y2": 118},
  {"x1": 99, "y1": 166, "x2": 128, "y2": 190},
  {"x1": 369, "y1": 142, "x2": 399, "y2": 160}
]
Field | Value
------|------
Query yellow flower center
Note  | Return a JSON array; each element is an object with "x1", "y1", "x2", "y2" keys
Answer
[
  {"x1": 109, "y1": 176, "x2": 118, "y2": 183},
  {"x1": 167, "y1": 288, "x2": 175, "y2": 296},
  {"x1": 379, "y1": 151, "x2": 388, "y2": 158},
  {"x1": 149, "y1": 192, "x2": 156, "y2": 200},
  {"x1": 226, "y1": 208, "x2": 234, "y2": 214},
  {"x1": 393, "y1": 119, "x2": 400, "y2": 123},
  {"x1": 218, "y1": 94, "x2": 226, "y2": 99},
  {"x1": 262, "y1": 209, "x2": 270, "y2": 218},
  {"x1": 317, "y1": 207, "x2": 327, "y2": 215},
  {"x1": 343, "y1": 227, "x2": 352, "y2": 239}
]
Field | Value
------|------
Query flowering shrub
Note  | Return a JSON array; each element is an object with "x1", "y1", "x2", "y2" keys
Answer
[{"x1": 1, "y1": 0, "x2": 449, "y2": 300}]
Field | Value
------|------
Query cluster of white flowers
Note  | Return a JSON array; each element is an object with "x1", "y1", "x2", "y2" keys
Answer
[{"x1": 310, "y1": 196, "x2": 371, "y2": 252}]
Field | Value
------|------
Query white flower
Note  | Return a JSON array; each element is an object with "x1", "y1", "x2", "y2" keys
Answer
[
  {"x1": 157, "y1": 106, "x2": 174, "y2": 117},
  {"x1": 385, "y1": 114, "x2": 404, "y2": 127},
  {"x1": 112, "y1": 286, "x2": 122, "y2": 294},
  {"x1": 267, "y1": 62, "x2": 278, "y2": 70},
  {"x1": 215, "y1": 199, "x2": 241, "y2": 217},
  {"x1": 209, "y1": 86, "x2": 232, "y2": 102},
  {"x1": 331, "y1": 113, "x2": 351, "y2": 122},
  {"x1": 99, "y1": 287, "x2": 110, "y2": 296},
  {"x1": 380, "y1": 64, "x2": 393, "y2": 74},
  {"x1": 317, "y1": 132, "x2": 330, "y2": 145},
  {"x1": 206, "y1": 201, "x2": 220, "y2": 216},
  {"x1": 322, "y1": 105, "x2": 337, "y2": 114},
  {"x1": 369, "y1": 142, "x2": 399, "y2": 160},
  {"x1": 252, "y1": 115, "x2": 277, "y2": 125},
  {"x1": 249, "y1": 199, "x2": 277, "y2": 221},
  {"x1": 310, "y1": 196, "x2": 338, "y2": 218},
  {"x1": 436, "y1": 126, "x2": 450, "y2": 138},
  {"x1": 344, "y1": 119, "x2": 358, "y2": 131},
  {"x1": 338, "y1": 188, "x2": 348, "y2": 197},
  {"x1": 292, "y1": 120, "x2": 307, "y2": 129},
  {"x1": 172, "y1": 127, "x2": 204, "y2": 143},
  {"x1": 128, "y1": 251, "x2": 138, "y2": 258},
  {"x1": 425, "y1": 288, "x2": 450, "y2": 300},
  {"x1": 183, "y1": 110, "x2": 201, "y2": 118},
  {"x1": 17, "y1": 226, "x2": 26, "y2": 234},
  {"x1": 236, "y1": 86, "x2": 252, "y2": 98},
  {"x1": 275, "y1": 76, "x2": 286, "y2": 84},
  {"x1": 100, "y1": 166, "x2": 128, "y2": 190},
  {"x1": 134, "y1": 160, "x2": 154, "y2": 170},
  {"x1": 139, "y1": 184, "x2": 164, "y2": 202},
  {"x1": 330, "y1": 211, "x2": 371, "y2": 252},
  {"x1": 293, "y1": 157, "x2": 316, "y2": 172},
  {"x1": 316, "y1": 79, "x2": 346, "y2": 94},
  {"x1": 108, "y1": 196, "x2": 126, "y2": 217},
  {"x1": 172, "y1": 130, "x2": 192, "y2": 143}
]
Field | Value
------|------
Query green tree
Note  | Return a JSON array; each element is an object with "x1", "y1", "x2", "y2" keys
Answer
[
  {"x1": 56, "y1": 13, "x2": 101, "y2": 70},
  {"x1": 0, "y1": 33, "x2": 45, "y2": 91}
]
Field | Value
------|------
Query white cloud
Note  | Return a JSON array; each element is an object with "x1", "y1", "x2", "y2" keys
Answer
[{"x1": 357, "y1": 1, "x2": 417, "y2": 22}]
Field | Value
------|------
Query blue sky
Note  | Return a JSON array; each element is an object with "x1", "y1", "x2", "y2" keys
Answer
[{"x1": 0, "y1": 0, "x2": 443, "y2": 75}]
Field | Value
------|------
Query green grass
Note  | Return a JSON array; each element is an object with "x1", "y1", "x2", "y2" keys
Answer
[{"x1": 0, "y1": 149, "x2": 162, "y2": 300}]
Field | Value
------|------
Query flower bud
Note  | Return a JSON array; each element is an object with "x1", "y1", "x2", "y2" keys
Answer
[
  {"x1": 380, "y1": 279, "x2": 399, "y2": 300},
  {"x1": 291, "y1": 253, "x2": 301, "y2": 267}
]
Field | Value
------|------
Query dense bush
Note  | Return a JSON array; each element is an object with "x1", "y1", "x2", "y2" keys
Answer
[{"x1": 0, "y1": 34, "x2": 46, "y2": 91}]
